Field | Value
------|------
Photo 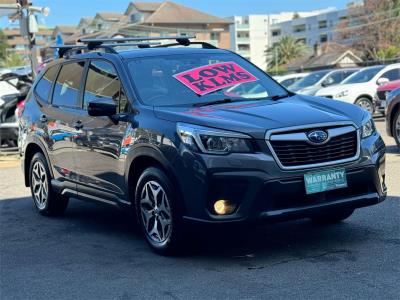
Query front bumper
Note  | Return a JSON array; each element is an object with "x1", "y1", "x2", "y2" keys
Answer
[{"x1": 178, "y1": 132, "x2": 386, "y2": 224}]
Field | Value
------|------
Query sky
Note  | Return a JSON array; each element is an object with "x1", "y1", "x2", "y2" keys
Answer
[{"x1": 1, "y1": 0, "x2": 352, "y2": 28}]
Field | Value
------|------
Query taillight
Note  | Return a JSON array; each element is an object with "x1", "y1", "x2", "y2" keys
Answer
[{"x1": 17, "y1": 100, "x2": 25, "y2": 118}]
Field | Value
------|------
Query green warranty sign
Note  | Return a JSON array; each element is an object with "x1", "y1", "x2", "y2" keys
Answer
[{"x1": 304, "y1": 168, "x2": 347, "y2": 195}]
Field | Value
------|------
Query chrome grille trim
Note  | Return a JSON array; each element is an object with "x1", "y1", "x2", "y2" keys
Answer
[{"x1": 265, "y1": 122, "x2": 360, "y2": 170}]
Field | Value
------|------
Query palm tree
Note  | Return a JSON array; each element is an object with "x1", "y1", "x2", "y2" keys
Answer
[{"x1": 265, "y1": 36, "x2": 309, "y2": 71}]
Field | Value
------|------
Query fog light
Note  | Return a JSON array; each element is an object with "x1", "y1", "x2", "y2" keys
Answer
[{"x1": 213, "y1": 200, "x2": 236, "y2": 215}]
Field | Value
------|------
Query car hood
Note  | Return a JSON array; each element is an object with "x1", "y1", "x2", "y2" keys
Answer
[
  {"x1": 154, "y1": 95, "x2": 365, "y2": 139},
  {"x1": 378, "y1": 80, "x2": 400, "y2": 92}
]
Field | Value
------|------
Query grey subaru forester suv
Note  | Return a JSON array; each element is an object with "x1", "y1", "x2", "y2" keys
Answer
[{"x1": 19, "y1": 37, "x2": 386, "y2": 254}]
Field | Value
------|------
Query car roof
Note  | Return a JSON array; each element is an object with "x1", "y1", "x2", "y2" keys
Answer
[
  {"x1": 44, "y1": 47, "x2": 233, "y2": 69},
  {"x1": 117, "y1": 47, "x2": 231, "y2": 59}
]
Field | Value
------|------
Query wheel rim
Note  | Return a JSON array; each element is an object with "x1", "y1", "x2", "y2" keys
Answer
[
  {"x1": 395, "y1": 114, "x2": 400, "y2": 142},
  {"x1": 140, "y1": 181, "x2": 172, "y2": 243},
  {"x1": 31, "y1": 161, "x2": 48, "y2": 210},
  {"x1": 358, "y1": 99, "x2": 373, "y2": 114}
]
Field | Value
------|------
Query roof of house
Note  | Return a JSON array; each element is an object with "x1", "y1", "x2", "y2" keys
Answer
[
  {"x1": 142, "y1": 1, "x2": 232, "y2": 24},
  {"x1": 79, "y1": 17, "x2": 94, "y2": 25},
  {"x1": 96, "y1": 12, "x2": 125, "y2": 21},
  {"x1": 128, "y1": 2, "x2": 162, "y2": 13},
  {"x1": 286, "y1": 43, "x2": 363, "y2": 71},
  {"x1": 54, "y1": 25, "x2": 78, "y2": 34}
]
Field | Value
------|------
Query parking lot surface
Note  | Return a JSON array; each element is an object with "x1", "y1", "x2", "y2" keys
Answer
[{"x1": 0, "y1": 118, "x2": 399, "y2": 299}]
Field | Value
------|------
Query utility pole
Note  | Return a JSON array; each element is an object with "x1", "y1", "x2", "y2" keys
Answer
[{"x1": 1, "y1": 0, "x2": 49, "y2": 78}]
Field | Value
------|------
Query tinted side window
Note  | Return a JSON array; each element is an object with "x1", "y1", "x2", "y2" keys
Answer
[
  {"x1": 52, "y1": 61, "x2": 85, "y2": 107},
  {"x1": 327, "y1": 72, "x2": 343, "y2": 85},
  {"x1": 34, "y1": 65, "x2": 58, "y2": 102},
  {"x1": 381, "y1": 69, "x2": 400, "y2": 81},
  {"x1": 84, "y1": 60, "x2": 121, "y2": 110}
]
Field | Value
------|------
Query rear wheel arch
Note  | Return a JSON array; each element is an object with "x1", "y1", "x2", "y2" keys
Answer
[{"x1": 24, "y1": 142, "x2": 52, "y2": 187}]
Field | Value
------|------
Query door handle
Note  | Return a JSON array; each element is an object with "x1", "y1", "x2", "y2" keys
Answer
[
  {"x1": 73, "y1": 120, "x2": 83, "y2": 130},
  {"x1": 39, "y1": 114, "x2": 47, "y2": 123}
]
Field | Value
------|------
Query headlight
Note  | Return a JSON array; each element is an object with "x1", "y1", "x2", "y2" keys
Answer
[
  {"x1": 177, "y1": 123, "x2": 253, "y2": 154},
  {"x1": 335, "y1": 90, "x2": 349, "y2": 98},
  {"x1": 361, "y1": 116, "x2": 376, "y2": 139}
]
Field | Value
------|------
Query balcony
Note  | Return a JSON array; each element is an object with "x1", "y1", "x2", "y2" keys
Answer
[
  {"x1": 236, "y1": 37, "x2": 250, "y2": 44},
  {"x1": 236, "y1": 23, "x2": 249, "y2": 30}
]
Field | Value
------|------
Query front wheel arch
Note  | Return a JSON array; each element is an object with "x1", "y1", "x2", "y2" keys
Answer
[{"x1": 126, "y1": 150, "x2": 185, "y2": 215}]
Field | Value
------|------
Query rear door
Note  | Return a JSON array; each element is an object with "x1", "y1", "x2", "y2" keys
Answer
[
  {"x1": 73, "y1": 59, "x2": 130, "y2": 202},
  {"x1": 45, "y1": 60, "x2": 86, "y2": 188}
]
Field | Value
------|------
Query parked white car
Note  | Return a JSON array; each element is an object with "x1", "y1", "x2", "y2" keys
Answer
[
  {"x1": 274, "y1": 72, "x2": 309, "y2": 88},
  {"x1": 289, "y1": 68, "x2": 358, "y2": 95},
  {"x1": 315, "y1": 64, "x2": 400, "y2": 114}
]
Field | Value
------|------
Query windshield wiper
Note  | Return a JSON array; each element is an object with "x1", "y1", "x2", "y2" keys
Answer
[
  {"x1": 268, "y1": 94, "x2": 291, "y2": 101},
  {"x1": 193, "y1": 98, "x2": 234, "y2": 107}
]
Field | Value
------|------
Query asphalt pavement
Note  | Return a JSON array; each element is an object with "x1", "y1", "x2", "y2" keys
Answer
[{"x1": 0, "y1": 118, "x2": 399, "y2": 299}]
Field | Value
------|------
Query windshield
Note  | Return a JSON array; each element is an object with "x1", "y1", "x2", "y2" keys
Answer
[
  {"x1": 289, "y1": 70, "x2": 330, "y2": 89},
  {"x1": 127, "y1": 53, "x2": 288, "y2": 106},
  {"x1": 342, "y1": 66, "x2": 384, "y2": 84}
]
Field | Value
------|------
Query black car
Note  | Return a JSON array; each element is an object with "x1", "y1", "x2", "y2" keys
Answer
[
  {"x1": 19, "y1": 37, "x2": 386, "y2": 255},
  {"x1": 386, "y1": 88, "x2": 400, "y2": 147}
]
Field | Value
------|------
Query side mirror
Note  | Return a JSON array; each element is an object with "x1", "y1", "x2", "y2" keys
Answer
[
  {"x1": 87, "y1": 101, "x2": 117, "y2": 117},
  {"x1": 377, "y1": 77, "x2": 389, "y2": 86}
]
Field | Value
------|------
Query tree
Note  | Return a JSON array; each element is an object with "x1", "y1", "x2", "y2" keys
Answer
[
  {"x1": 265, "y1": 36, "x2": 309, "y2": 71},
  {"x1": 0, "y1": 51, "x2": 27, "y2": 68},
  {"x1": 0, "y1": 29, "x2": 8, "y2": 61},
  {"x1": 335, "y1": 0, "x2": 400, "y2": 60}
]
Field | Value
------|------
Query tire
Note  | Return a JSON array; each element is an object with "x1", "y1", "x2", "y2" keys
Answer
[
  {"x1": 355, "y1": 97, "x2": 374, "y2": 115},
  {"x1": 135, "y1": 167, "x2": 185, "y2": 255},
  {"x1": 29, "y1": 152, "x2": 69, "y2": 216},
  {"x1": 392, "y1": 110, "x2": 400, "y2": 148},
  {"x1": 310, "y1": 208, "x2": 354, "y2": 225}
]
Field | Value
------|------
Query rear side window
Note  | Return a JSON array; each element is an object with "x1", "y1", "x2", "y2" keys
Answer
[
  {"x1": 34, "y1": 65, "x2": 58, "y2": 102},
  {"x1": 83, "y1": 60, "x2": 123, "y2": 111},
  {"x1": 52, "y1": 61, "x2": 85, "y2": 107}
]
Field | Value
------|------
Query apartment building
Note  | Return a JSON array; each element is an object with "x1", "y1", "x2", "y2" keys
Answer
[
  {"x1": 230, "y1": 9, "x2": 335, "y2": 70},
  {"x1": 3, "y1": 27, "x2": 53, "y2": 58},
  {"x1": 270, "y1": 9, "x2": 350, "y2": 48}
]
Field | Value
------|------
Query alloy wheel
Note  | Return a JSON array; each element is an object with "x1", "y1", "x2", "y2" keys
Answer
[
  {"x1": 31, "y1": 161, "x2": 48, "y2": 210},
  {"x1": 140, "y1": 181, "x2": 172, "y2": 243},
  {"x1": 357, "y1": 99, "x2": 373, "y2": 114},
  {"x1": 395, "y1": 113, "x2": 400, "y2": 143}
]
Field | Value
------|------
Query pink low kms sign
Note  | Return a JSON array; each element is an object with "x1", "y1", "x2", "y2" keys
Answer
[{"x1": 173, "y1": 61, "x2": 258, "y2": 95}]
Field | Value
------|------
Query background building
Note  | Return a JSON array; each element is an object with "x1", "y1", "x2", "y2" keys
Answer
[
  {"x1": 269, "y1": 9, "x2": 350, "y2": 48},
  {"x1": 229, "y1": 9, "x2": 336, "y2": 70}
]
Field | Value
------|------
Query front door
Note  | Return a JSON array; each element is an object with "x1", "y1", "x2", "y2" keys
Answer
[{"x1": 73, "y1": 59, "x2": 130, "y2": 203}]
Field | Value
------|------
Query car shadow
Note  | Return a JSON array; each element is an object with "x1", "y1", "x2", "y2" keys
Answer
[{"x1": 0, "y1": 196, "x2": 385, "y2": 266}]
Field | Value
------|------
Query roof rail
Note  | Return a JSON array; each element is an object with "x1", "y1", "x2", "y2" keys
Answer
[
  {"x1": 154, "y1": 41, "x2": 218, "y2": 49},
  {"x1": 78, "y1": 35, "x2": 196, "y2": 46},
  {"x1": 50, "y1": 42, "x2": 162, "y2": 58}
]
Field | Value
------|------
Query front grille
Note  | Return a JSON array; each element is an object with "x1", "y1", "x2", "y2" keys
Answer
[
  {"x1": 377, "y1": 90, "x2": 387, "y2": 101},
  {"x1": 269, "y1": 128, "x2": 358, "y2": 168}
]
